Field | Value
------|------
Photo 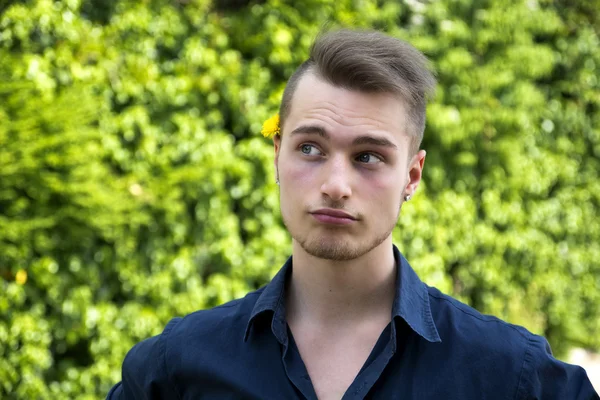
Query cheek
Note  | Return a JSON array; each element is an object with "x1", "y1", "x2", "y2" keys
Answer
[
  {"x1": 280, "y1": 154, "x2": 317, "y2": 187},
  {"x1": 278, "y1": 157, "x2": 313, "y2": 211},
  {"x1": 362, "y1": 171, "x2": 403, "y2": 208},
  {"x1": 284, "y1": 163, "x2": 309, "y2": 182}
]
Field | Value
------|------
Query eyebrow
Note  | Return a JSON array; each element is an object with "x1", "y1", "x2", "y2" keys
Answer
[
  {"x1": 352, "y1": 135, "x2": 397, "y2": 149},
  {"x1": 290, "y1": 124, "x2": 398, "y2": 149},
  {"x1": 290, "y1": 125, "x2": 328, "y2": 138}
]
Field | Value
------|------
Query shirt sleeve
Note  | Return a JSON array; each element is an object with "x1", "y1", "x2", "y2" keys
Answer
[
  {"x1": 516, "y1": 333, "x2": 599, "y2": 400},
  {"x1": 107, "y1": 317, "x2": 182, "y2": 400}
]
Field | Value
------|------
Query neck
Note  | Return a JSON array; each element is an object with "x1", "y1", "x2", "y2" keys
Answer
[{"x1": 286, "y1": 237, "x2": 397, "y2": 327}]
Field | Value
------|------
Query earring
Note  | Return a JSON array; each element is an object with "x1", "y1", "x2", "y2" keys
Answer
[
  {"x1": 404, "y1": 194, "x2": 411, "y2": 201},
  {"x1": 276, "y1": 179, "x2": 280, "y2": 186}
]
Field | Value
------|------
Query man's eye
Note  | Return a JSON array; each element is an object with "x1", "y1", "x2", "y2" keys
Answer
[
  {"x1": 356, "y1": 153, "x2": 382, "y2": 164},
  {"x1": 300, "y1": 144, "x2": 321, "y2": 155}
]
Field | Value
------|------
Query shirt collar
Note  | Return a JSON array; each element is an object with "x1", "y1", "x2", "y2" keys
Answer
[
  {"x1": 391, "y1": 245, "x2": 441, "y2": 345},
  {"x1": 244, "y1": 245, "x2": 441, "y2": 346},
  {"x1": 243, "y1": 256, "x2": 292, "y2": 345}
]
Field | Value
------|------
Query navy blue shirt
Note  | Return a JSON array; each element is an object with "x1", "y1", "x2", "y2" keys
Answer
[{"x1": 108, "y1": 246, "x2": 598, "y2": 399}]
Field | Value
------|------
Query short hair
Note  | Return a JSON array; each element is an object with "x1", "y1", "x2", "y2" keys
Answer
[{"x1": 279, "y1": 29, "x2": 436, "y2": 154}]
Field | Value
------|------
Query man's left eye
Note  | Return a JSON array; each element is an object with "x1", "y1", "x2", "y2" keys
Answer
[{"x1": 356, "y1": 153, "x2": 382, "y2": 164}]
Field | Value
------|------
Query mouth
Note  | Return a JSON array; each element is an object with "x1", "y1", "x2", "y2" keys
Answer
[{"x1": 310, "y1": 208, "x2": 357, "y2": 225}]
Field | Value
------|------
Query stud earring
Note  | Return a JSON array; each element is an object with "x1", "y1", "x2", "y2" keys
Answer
[
  {"x1": 276, "y1": 179, "x2": 280, "y2": 186},
  {"x1": 404, "y1": 194, "x2": 411, "y2": 201}
]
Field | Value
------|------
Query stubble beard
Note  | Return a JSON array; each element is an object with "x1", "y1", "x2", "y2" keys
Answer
[{"x1": 282, "y1": 205, "x2": 402, "y2": 261}]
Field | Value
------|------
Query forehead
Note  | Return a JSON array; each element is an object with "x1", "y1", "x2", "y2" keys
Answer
[{"x1": 283, "y1": 72, "x2": 410, "y2": 141}]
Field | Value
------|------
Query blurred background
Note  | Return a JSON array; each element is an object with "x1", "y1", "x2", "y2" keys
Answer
[{"x1": 0, "y1": 0, "x2": 599, "y2": 397}]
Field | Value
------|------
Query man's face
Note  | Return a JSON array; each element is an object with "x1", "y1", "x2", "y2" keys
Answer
[{"x1": 274, "y1": 73, "x2": 425, "y2": 261}]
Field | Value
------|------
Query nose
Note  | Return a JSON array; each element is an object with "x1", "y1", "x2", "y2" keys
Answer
[{"x1": 320, "y1": 156, "x2": 353, "y2": 201}]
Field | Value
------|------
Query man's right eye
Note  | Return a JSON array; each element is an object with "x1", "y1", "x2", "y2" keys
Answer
[{"x1": 300, "y1": 144, "x2": 322, "y2": 156}]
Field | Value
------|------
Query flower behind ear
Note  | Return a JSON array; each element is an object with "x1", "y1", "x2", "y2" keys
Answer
[{"x1": 261, "y1": 114, "x2": 280, "y2": 138}]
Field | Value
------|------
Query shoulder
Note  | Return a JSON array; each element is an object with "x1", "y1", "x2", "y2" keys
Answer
[
  {"x1": 514, "y1": 332, "x2": 598, "y2": 399},
  {"x1": 111, "y1": 317, "x2": 182, "y2": 399},
  {"x1": 425, "y1": 285, "x2": 598, "y2": 400},
  {"x1": 164, "y1": 287, "x2": 265, "y2": 347},
  {"x1": 424, "y1": 286, "x2": 529, "y2": 390},
  {"x1": 426, "y1": 285, "x2": 531, "y2": 347},
  {"x1": 110, "y1": 288, "x2": 265, "y2": 399}
]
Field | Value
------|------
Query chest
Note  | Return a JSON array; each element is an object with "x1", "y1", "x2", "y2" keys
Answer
[
  {"x1": 291, "y1": 324, "x2": 388, "y2": 400},
  {"x1": 174, "y1": 327, "x2": 519, "y2": 400}
]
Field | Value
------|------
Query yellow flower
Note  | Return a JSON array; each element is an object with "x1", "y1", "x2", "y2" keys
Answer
[
  {"x1": 261, "y1": 114, "x2": 280, "y2": 138},
  {"x1": 15, "y1": 269, "x2": 27, "y2": 285}
]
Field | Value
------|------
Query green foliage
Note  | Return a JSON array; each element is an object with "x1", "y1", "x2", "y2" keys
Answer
[{"x1": 0, "y1": 0, "x2": 598, "y2": 397}]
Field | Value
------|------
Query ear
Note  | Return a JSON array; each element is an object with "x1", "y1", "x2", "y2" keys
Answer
[
  {"x1": 273, "y1": 134, "x2": 281, "y2": 181},
  {"x1": 405, "y1": 150, "x2": 426, "y2": 198}
]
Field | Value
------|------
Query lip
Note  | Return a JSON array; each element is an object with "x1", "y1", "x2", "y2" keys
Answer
[{"x1": 310, "y1": 208, "x2": 357, "y2": 225}]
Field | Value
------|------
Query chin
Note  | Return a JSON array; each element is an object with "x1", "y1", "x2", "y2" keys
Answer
[
  {"x1": 298, "y1": 232, "x2": 387, "y2": 261},
  {"x1": 302, "y1": 240, "x2": 362, "y2": 261},
  {"x1": 284, "y1": 215, "x2": 393, "y2": 261}
]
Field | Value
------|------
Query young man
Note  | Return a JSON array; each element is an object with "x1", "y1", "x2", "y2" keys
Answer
[{"x1": 108, "y1": 29, "x2": 598, "y2": 399}]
